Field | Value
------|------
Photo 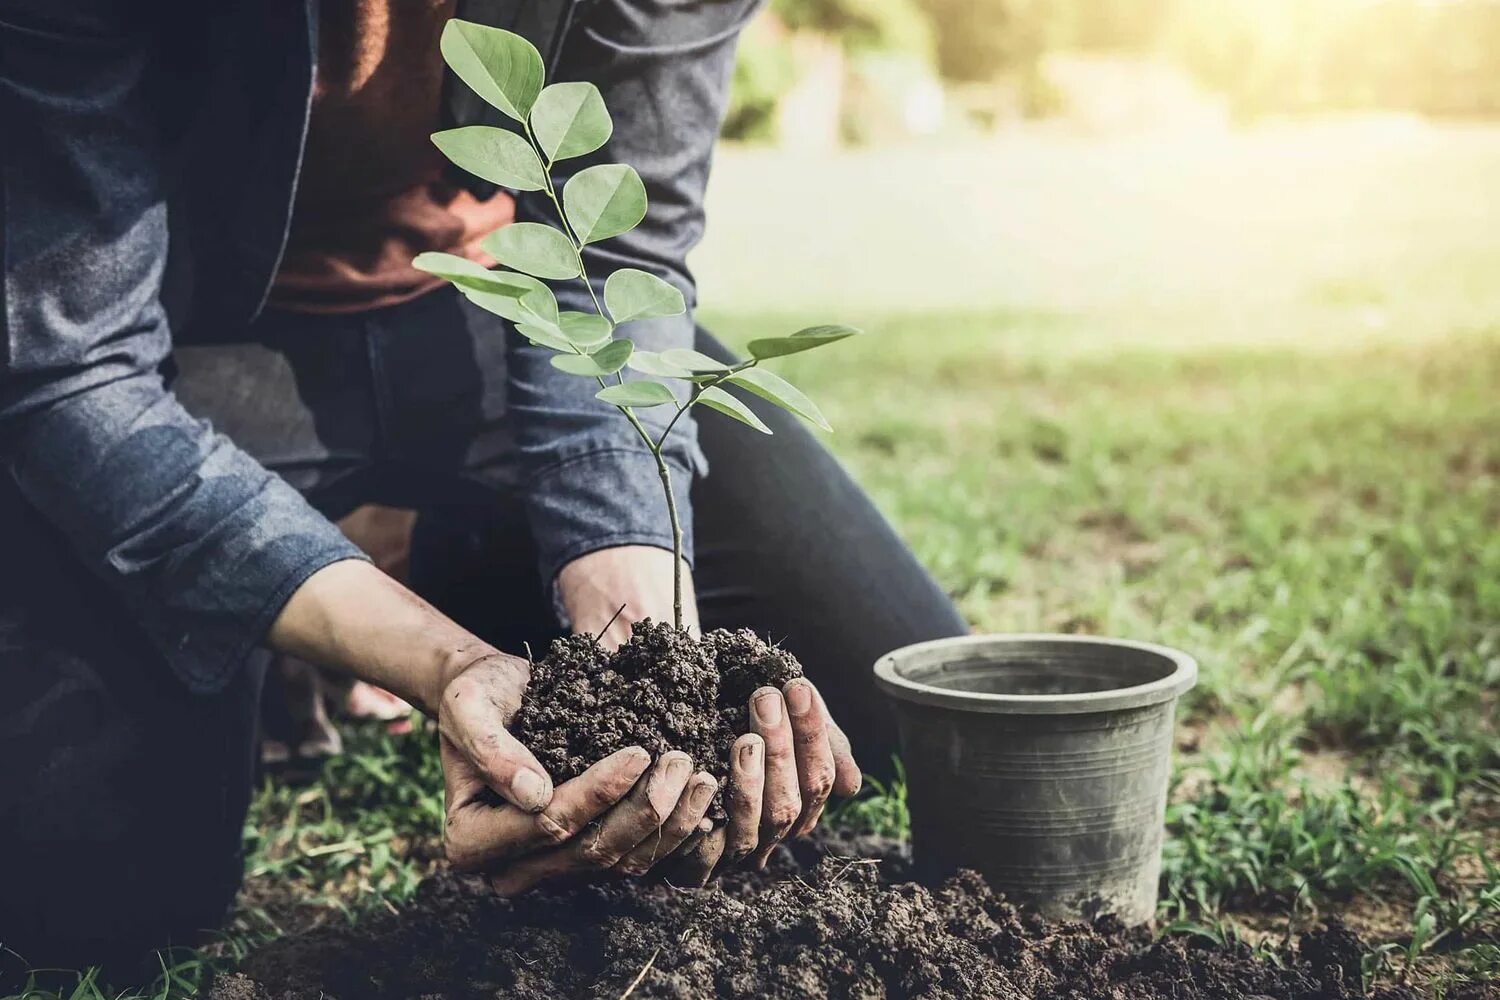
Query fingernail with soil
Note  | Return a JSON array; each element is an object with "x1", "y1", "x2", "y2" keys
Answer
[
  {"x1": 691, "y1": 774, "x2": 717, "y2": 809},
  {"x1": 785, "y1": 681, "x2": 813, "y2": 716},
  {"x1": 511, "y1": 768, "x2": 550, "y2": 812},
  {"x1": 624, "y1": 746, "x2": 651, "y2": 770},
  {"x1": 650, "y1": 755, "x2": 691, "y2": 817},
  {"x1": 739, "y1": 739, "x2": 761, "y2": 767},
  {"x1": 753, "y1": 690, "x2": 782, "y2": 726}
]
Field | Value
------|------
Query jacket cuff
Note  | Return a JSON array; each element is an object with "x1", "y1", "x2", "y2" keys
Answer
[
  {"x1": 524, "y1": 446, "x2": 696, "y2": 623},
  {"x1": 174, "y1": 537, "x2": 371, "y2": 696}
]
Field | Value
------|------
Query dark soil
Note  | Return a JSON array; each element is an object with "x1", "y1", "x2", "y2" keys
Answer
[
  {"x1": 207, "y1": 831, "x2": 1474, "y2": 1000},
  {"x1": 507, "y1": 621, "x2": 802, "y2": 819}
]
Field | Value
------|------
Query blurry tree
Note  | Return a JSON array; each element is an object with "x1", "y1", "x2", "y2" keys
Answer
[
  {"x1": 910, "y1": 0, "x2": 1500, "y2": 117},
  {"x1": 724, "y1": 0, "x2": 935, "y2": 141},
  {"x1": 912, "y1": 0, "x2": 1052, "y2": 82},
  {"x1": 1160, "y1": 0, "x2": 1500, "y2": 118},
  {"x1": 775, "y1": 0, "x2": 934, "y2": 58},
  {"x1": 723, "y1": 22, "x2": 799, "y2": 141},
  {"x1": 731, "y1": 0, "x2": 1500, "y2": 136}
]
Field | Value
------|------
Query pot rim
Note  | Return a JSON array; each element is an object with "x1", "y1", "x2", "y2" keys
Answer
[{"x1": 874, "y1": 633, "x2": 1198, "y2": 715}]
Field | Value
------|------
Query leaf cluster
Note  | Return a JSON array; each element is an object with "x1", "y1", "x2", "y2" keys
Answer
[{"x1": 418, "y1": 19, "x2": 859, "y2": 447}]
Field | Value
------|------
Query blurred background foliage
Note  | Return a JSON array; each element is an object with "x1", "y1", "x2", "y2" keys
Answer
[{"x1": 726, "y1": 0, "x2": 1500, "y2": 144}]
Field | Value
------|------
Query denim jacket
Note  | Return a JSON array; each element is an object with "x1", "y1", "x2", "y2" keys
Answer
[{"x1": 0, "y1": 0, "x2": 751, "y2": 691}]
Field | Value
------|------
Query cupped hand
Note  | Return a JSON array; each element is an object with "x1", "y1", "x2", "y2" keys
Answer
[
  {"x1": 666, "y1": 678, "x2": 862, "y2": 884},
  {"x1": 454, "y1": 746, "x2": 719, "y2": 896},
  {"x1": 554, "y1": 549, "x2": 863, "y2": 884},
  {"x1": 438, "y1": 652, "x2": 720, "y2": 893}
]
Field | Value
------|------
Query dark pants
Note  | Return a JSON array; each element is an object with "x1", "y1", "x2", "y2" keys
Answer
[{"x1": 0, "y1": 287, "x2": 965, "y2": 974}]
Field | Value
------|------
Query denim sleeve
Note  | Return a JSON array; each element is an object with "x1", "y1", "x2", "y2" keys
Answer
[
  {"x1": 507, "y1": 0, "x2": 761, "y2": 593},
  {"x1": 0, "y1": 6, "x2": 364, "y2": 693}
]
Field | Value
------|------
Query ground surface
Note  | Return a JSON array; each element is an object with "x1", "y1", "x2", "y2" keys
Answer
[
  {"x1": 11, "y1": 120, "x2": 1497, "y2": 998},
  {"x1": 207, "y1": 833, "x2": 1470, "y2": 1000}
]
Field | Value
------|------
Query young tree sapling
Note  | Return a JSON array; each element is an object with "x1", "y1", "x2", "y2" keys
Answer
[{"x1": 414, "y1": 20, "x2": 858, "y2": 632}]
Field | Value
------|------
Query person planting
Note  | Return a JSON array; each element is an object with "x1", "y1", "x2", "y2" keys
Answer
[{"x1": 0, "y1": 0, "x2": 966, "y2": 977}]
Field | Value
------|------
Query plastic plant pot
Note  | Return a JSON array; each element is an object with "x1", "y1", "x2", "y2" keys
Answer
[{"x1": 874, "y1": 634, "x2": 1197, "y2": 925}]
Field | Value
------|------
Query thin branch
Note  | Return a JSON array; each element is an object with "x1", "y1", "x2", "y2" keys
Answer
[
  {"x1": 594, "y1": 603, "x2": 628, "y2": 642},
  {"x1": 653, "y1": 359, "x2": 757, "y2": 451},
  {"x1": 656, "y1": 456, "x2": 684, "y2": 628},
  {"x1": 525, "y1": 121, "x2": 610, "y2": 323},
  {"x1": 618, "y1": 947, "x2": 660, "y2": 999},
  {"x1": 523, "y1": 119, "x2": 693, "y2": 630}
]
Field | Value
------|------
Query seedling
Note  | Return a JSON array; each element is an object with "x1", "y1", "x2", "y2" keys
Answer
[{"x1": 414, "y1": 20, "x2": 857, "y2": 631}]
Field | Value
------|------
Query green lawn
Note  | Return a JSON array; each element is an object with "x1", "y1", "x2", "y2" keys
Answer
[
  {"x1": 698, "y1": 121, "x2": 1500, "y2": 991},
  {"x1": 13, "y1": 121, "x2": 1498, "y2": 998}
]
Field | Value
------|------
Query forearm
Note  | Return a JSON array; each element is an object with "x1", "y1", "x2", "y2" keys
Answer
[{"x1": 267, "y1": 559, "x2": 498, "y2": 716}]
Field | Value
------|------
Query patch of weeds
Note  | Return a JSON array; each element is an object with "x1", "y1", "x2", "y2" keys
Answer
[
  {"x1": 237, "y1": 720, "x2": 444, "y2": 932},
  {"x1": 1163, "y1": 723, "x2": 1498, "y2": 985},
  {"x1": 826, "y1": 760, "x2": 910, "y2": 839}
]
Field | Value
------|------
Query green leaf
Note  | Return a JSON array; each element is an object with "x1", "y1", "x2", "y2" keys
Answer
[
  {"x1": 414, "y1": 252, "x2": 545, "y2": 297},
  {"x1": 727, "y1": 368, "x2": 831, "y2": 432},
  {"x1": 696, "y1": 386, "x2": 771, "y2": 434},
  {"x1": 627, "y1": 350, "x2": 695, "y2": 379},
  {"x1": 589, "y1": 339, "x2": 635, "y2": 375},
  {"x1": 563, "y1": 164, "x2": 647, "y2": 245},
  {"x1": 413, "y1": 251, "x2": 501, "y2": 289},
  {"x1": 530, "y1": 82, "x2": 612, "y2": 162},
  {"x1": 432, "y1": 127, "x2": 546, "y2": 191},
  {"x1": 604, "y1": 268, "x2": 685, "y2": 324},
  {"x1": 560, "y1": 311, "x2": 613, "y2": 350},
  {"x1": 468, "y1": 271, "x2": 558, "y2": 323},
  {"x1": 747, "y1": 324, "x2": 861, "y2": 361},
  {"x1": 440, "y1": 20, "x2": 544, "y2": 122},
  {"x1": 661, "y1": 348, "x2": 730, "y2": 372},
  {"x1": 515, "y1": 324, "x2": 573, "y2": 352},
  {"x1": 450, "y1": 266, "x2": 561, "y2": 335},
  {"x1": 551, "y1": 339, "x2": 633, "y2": 376},
  {"x1": 481, "y1": 223, "x2": 580, "y2": 280},
  {"x1": 596, "y1": 381, "x2": 677, "y2": 408}
]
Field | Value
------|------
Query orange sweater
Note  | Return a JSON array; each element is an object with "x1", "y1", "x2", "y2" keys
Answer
[{"x1": 270, "y1": 0, "x2": 514, "y2": 314}]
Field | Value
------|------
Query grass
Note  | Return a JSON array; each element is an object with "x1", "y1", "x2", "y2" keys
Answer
[
  {"x1": 9, "y1": 120, "x2": 1498, "y2": 998},
  {"x1": 740, "y1": 307, "x2": 1499, "y2": 992}
]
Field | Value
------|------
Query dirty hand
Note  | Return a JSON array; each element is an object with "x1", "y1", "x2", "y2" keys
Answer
[
  {"x1": 554, "y1": 548, "x2": 862, "y2": 882},
  {"x1": 669, "y1": 678, "x2": 863, "y2": 884},
  {"x1": 440, "y1": 653, "x2": 719, "y2": 894},
  {"x1": 267, "y1": 561, "x2": 707, "y2": 892}
]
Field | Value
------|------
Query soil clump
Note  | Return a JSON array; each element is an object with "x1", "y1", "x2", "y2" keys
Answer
[{"x1": 507, "y1": 621, "x2": 802, "y2": 819}]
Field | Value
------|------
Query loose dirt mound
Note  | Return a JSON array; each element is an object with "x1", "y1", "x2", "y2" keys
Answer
[
  {"x1": 209, "y1": 834, "x2": 1451, "y2": 1000},
  {"x1": 508, "y1": 622, "x2": 802, "y2": 819}
]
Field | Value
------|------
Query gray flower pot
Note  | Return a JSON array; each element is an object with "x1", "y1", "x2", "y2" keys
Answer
[{"x1": 874, "y1": 634, "x2": 1197, "y2": 925}]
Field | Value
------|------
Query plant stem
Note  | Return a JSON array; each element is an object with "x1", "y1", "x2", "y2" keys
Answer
[
  {"x1": 655, "y1": 450, "x2": 684, "y2": 630},
  {"x1": 526, "y1": 123, "x2": 688, "y2": 631},
  {"x1": 527, "y1": 123, "x2": 609, "y2": 322},
  {"x1": 652, "y1": 361, "x2": 756, "y2": 451}
]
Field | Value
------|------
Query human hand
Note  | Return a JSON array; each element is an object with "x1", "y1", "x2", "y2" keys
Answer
[
  {"x1": 439, "y1": 651, "x2": 721, "y2": 893},
  {"x1": 556, "y1": 551, "x2": 862, "y2": 884},
  {"x1": 447, "y1": 743, "x2": 720, "y2": 896},
  {"x1": 557, "y1": 545, "x2": 699, "y2": 649},
  {"x1": 267, "y1": 562, "x2": 710, "y2": 890},
  {"x1": 667, "y1": 678, "x2": 862, "y2": 884}
]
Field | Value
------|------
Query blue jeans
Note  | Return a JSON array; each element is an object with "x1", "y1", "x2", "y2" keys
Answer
[{"x1": 0, "y1": 286, "x2": 965, "y2": 973}]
